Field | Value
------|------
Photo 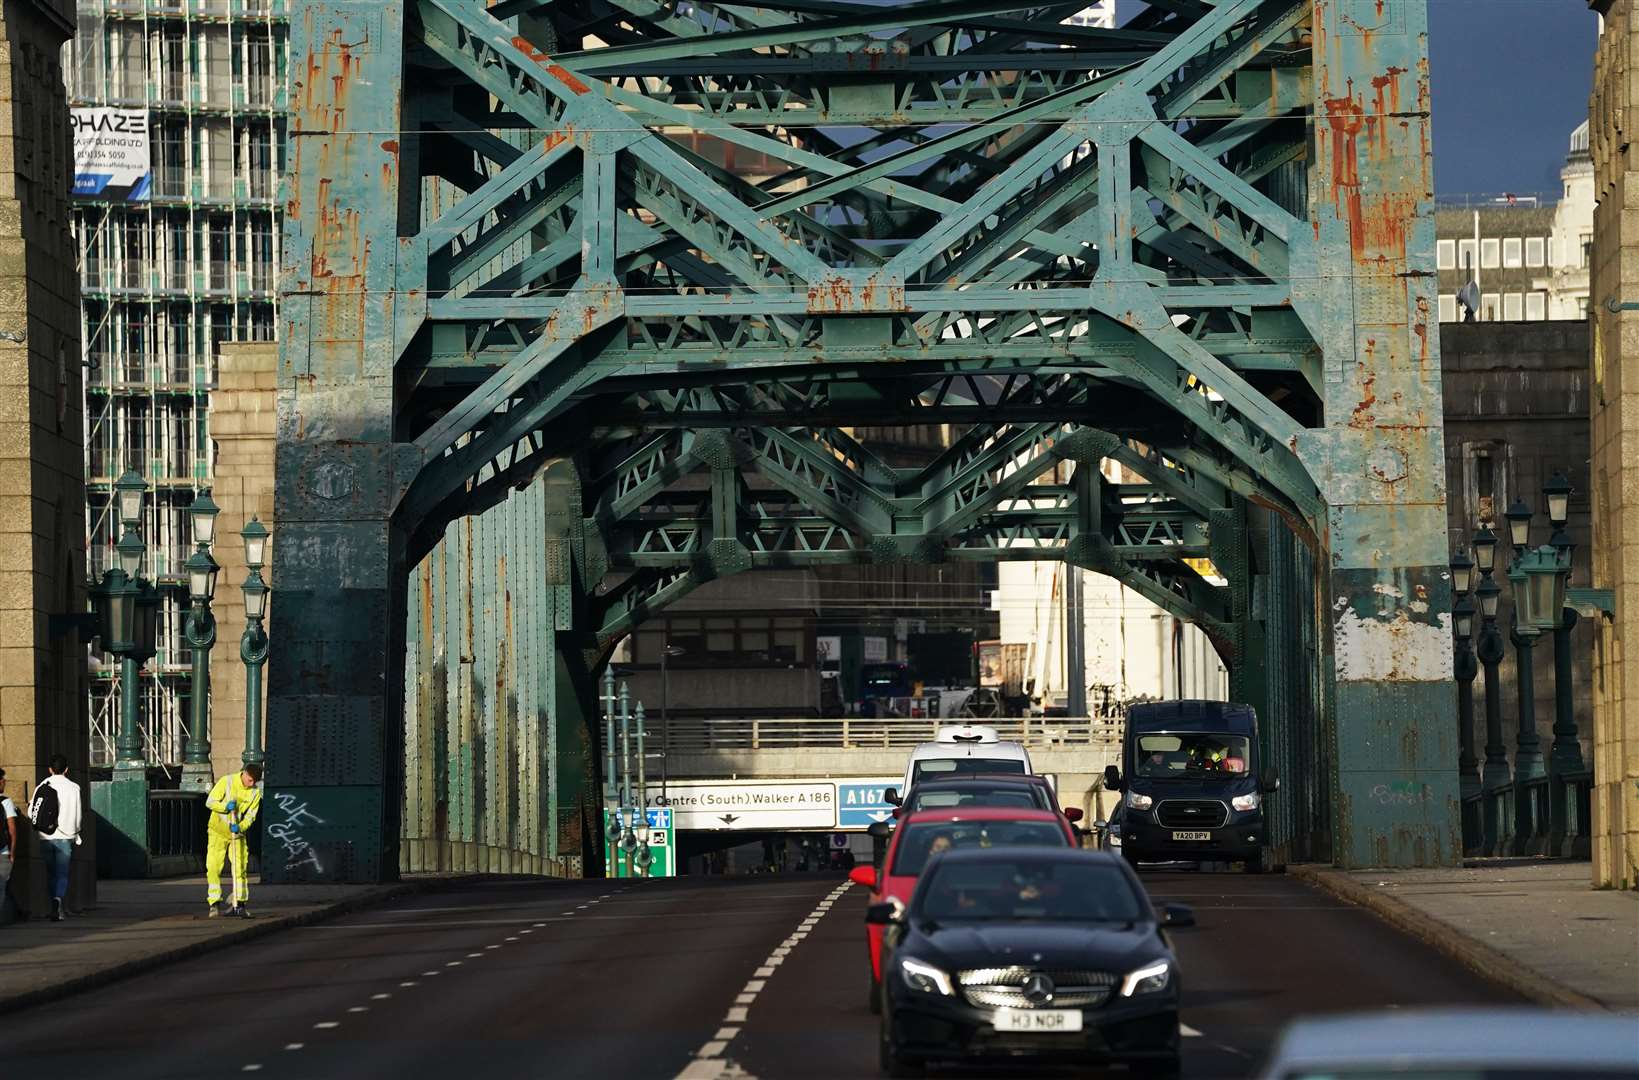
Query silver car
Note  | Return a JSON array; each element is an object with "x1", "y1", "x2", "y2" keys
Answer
[{"x1": 1258, "y1": 1008, "x2": 1639, "y2": 1080}]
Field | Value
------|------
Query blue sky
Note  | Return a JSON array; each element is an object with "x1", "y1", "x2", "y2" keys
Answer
[{"x1": 1427, "y1": 2, "x2": 1600, "y2": 196}]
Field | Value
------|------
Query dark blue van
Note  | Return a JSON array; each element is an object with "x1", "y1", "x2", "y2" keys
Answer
[{"x1": 1102, "y1": 700, "x2": 1279, "y2": 872}]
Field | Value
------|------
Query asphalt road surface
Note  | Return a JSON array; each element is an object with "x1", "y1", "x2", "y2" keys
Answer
[{"x1": 0, "y1": 869, "x2": 1520, "y2": 1079}]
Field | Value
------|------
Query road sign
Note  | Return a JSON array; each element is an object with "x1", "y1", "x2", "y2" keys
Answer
[
  {"x1": 837, "y1": 779, "x2": 901, "y2": 829},
  {"x1": 603, "y1": 807, "x2": 675, "y2": 877},
  {"x1": 830, "y1": 833, "x2": 849, "y2": 850},
  {"x1": 663, "y1": 780, "x2": 836, "y2": 830}
]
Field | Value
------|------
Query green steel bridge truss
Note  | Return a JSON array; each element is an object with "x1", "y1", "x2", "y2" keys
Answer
[{"x1": 272, "y1": 0, "x2": 1457, "y2": 881}]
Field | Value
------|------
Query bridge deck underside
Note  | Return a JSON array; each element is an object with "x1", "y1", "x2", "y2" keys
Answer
[{"x1": 270, "y1": 0, "x2": 1458, "y2": 881}]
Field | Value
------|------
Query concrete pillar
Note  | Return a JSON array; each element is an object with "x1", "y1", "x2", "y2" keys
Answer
[
  {"x1": 1588, "y1": 0, "x2": 1639, "y2": 889},
  {"x1": 206, "y1": 343, "x2": 276, "y2": 777},
  {"x1": 0, "y1": 0, "x2": 91, "y2": 911}
]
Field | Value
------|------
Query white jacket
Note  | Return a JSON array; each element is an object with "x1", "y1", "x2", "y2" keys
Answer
[{"x1": 36, "y1": 774, "x2": 83, "y2": 844}]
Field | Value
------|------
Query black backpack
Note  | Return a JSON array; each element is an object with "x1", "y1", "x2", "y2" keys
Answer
[{"x1": 28, "y1": 781, "x2": 59, "y2": 836}]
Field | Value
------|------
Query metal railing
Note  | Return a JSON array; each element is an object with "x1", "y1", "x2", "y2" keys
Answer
[
  {"x1": 148, "y1": 790, "x2": 207, "y2": 863},
  {"x1": 1464, "y1": 769, "x2": 1593, "y2": 859},
  {"x1": 661, "y1": 716, "x2": 1123, "y2": 752}
]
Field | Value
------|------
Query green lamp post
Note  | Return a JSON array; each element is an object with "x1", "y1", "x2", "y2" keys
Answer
[
  {"x1": 181, "y1": 492, "x2": 221, "y2": 793},
  {"x1": 1538, "y1": 470, "x2": 1584, "y2": 854},
  {"x1": 240, "y1": 516, "x2": 271, "y2": 767},
  {"x1": 110, "y1": 471, "x2": 149, "y2": 775}
]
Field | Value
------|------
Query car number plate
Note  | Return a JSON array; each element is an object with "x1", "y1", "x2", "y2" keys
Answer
[
  {"x1": 1171, "y1": 830, "x2": 1211, "y2": 841},
  {"x1": 994, "y1": 1008, "x2": 1083, "y2": 1033}
]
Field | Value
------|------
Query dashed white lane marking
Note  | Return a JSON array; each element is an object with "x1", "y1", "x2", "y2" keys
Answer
[
  {"x1": 421, "y1": 970, "x2": 440, "y2": 976},
  {"x1": 242, "y1": 1066, "x2": 262, "y2": 1073},
  {"x1": 348, "y1": 1006, "x2": 369, "y2": 1014},
  {"x1": 485, "y1": 944, "x2": 502, "y2": 950},
  {"x1": 400, "y1": 981, "x2": 419, "y2": 987},
  {"x1": 675, "y1": 881, "x2": 852, "y2": 1080},
  {"x1": 505, "y1": 936, "x2": 519, "y2": 941},
  {"x1": 314, "y1": 1022, "x2": 339, "y2": 1030},
  {"x1": 446, "y1": 960, "x2": 462, "y2": 967},
  {"x1": 284, "y1": 1044, "x2": 304, "y2": 1051},
  {"x1": 371, "y1": 993, "x2": 391, "y2": 1000},
  {"x1": 1182, "y1": 1023, "x2": 1204, "y2": 1037},
  {"x1": 467, "y1": 951, "x2": 484, "y2": 958}
]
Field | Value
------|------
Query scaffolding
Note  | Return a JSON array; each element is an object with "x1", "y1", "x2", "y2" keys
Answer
[{"x1": 67, "y1": 0, "x2": 288, "y2": 767}]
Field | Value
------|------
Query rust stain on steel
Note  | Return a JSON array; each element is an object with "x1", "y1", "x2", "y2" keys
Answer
[
  {"x1": 509, "y1": 35, "x2": 592, "y2": 95},
  {"x1": 1322, "y1": 90, "x2": 1364, "y2": 257}
]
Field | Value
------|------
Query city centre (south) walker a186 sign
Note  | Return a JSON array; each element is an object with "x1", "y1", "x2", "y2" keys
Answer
[
  {"x1": 661, "y1": 778, "x2": 900, "y2": 831},
  {"x1": 71, "y1": 108, "x2": 151, "y2": 202}
]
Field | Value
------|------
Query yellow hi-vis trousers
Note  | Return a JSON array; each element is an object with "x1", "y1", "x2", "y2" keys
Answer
[{"x1": 206, "y1": 830, "x2": 249, "y2": 905}]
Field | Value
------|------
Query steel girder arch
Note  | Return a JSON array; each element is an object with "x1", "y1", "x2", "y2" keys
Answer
[{"x1": 280, "y1": 0, "x2": 1453, "y2": 880}]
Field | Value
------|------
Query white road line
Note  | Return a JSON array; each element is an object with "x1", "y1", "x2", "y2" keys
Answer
[
  {"x1": 348, "y1": 1006, "x2": 369, "y2": 1013},
  {"x1": 677, "y1": 1059, "x2": 725, "y2": 1078},
  {"x1": 734, "y1": 993, "x2": 755, "y2": 1004},
  {"x1": 1181, "y1": 1023, "x2": 1204, "y2": 1037},
  {"x1": 466, "y1": 952, "x2": 483, "y2": 958},
  {"x1": 446, "y1": 960, "x2": 462, "y2": 967},
  {"x1": 714, "y1": 1027, "x2": 739, "y2": 1040},
  {"x1": 697, "y1": 1041, "x2": 728, "y2": 1058},
  {"x1": 753, "y1": 966, "x2": 775, "y2": 977},
  {"x1": 485, "y1": 944, "x2": 501, "y2": 950},
  {"x1": 421, "y1": 970, "x2": 439, "y2": 977},
  {"x1": 744, "y1": 980, "x2": 766, "y2": 992},
  {"x1": 400, "y1": 981, "x2": 419, "y2": 987},
  {"x1": 372, "y1": 993, "x2": 391, "y2": 1000},
  {"x1": 314, "y1": 1022, "x2": 339, "y2": 1030},
  {"x1": 284, "y1": 1044, "x2": 304, "y2": 1051},
  {"x1": 242, "y1": 1066, "x2": 262, "y2": 1073},
  {"x1": 725, "y1": 1007, "x2": 748, "y2": 1023},
  {"x1": 505, "y1": 936, "x2": 519, "y2": 941}
]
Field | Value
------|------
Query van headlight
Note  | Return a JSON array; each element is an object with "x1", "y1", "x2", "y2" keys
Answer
[
  {"x1": 1125, "y1": 791, "x2": 1153, "y2": 811},
  {"x1": 1120, "y1": 961, "x2": 1170, "y2": 997},
  {"x1": 1231, "y1": 793, "x2": 1261, "y2": 812},
  {"x1": 899, "y1": 956, "x2": 954, "y2": 996}
]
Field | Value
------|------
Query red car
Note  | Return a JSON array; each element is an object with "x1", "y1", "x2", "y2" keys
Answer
[{"x1": 847, "y1": 807, "x2": 1078, "y2": 1012}]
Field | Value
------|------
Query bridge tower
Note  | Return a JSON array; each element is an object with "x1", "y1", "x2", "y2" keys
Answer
[{"x1": 271, "y1": 0, "x2": 1456, "y2": 881}]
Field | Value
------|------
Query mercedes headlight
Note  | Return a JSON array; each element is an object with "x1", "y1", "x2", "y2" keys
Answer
[
  {"x1": 899, "y1": 956, "x2": 954, "y2": 996},
  {"x1": 1120, "y1": 961, "x2": 1170, "y2": 997},
  {"x1": 1231, "y1": 793, "x2": 1261, "y2": 812},
  {"x1": 1125, "y1": 791, "x2": 1153, "y2": 811}
]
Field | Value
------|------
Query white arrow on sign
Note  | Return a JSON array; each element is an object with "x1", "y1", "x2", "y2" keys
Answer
[{"x1": 869, "y1": 811, "x2": 892, "y2": 822}]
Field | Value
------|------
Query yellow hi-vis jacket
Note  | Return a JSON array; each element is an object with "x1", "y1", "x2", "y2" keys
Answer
[{"x1": 205, "y1": 773, "x2": 262, "y2": 840}]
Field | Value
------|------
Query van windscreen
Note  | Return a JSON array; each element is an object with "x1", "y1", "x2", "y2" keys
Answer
[
  {"x1": 913, "y1": 758, "x2": 1027, "y2": 782},
  {"x1": 1134, "y1": 734, "x2": 1250, "y2": 778}
]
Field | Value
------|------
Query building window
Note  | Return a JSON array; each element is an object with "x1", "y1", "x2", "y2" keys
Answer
[
  {"x1": 1526, "y1": 237, "x2": 1545, "y2": 267},
  {"x1": 1578, "y1": 296, "x2": 1590, "y2": 319},
  {"x1": 1437, "y1": 239, "x2": 1456, "y2": 270},
  {"x1": 1458, "y1": 239, "x2": 1478, "y2": 274},
  {"x1": 1525, "y1": 292, "x2": 1546, "y2": 321},
  {"x1": 1581, "y1": 234, "x2": 1593, "y2": 268},
  {"x1": 1503, "y1": 293, "x2": 1523, "y2": 321},
  {"x1": 1480, "y1": 293, "x2": 1500, "y2": 321},
  {"x1": 1438, "y1": 294, "x2": 1457, "y2": 323},
  {"x1": 1480, "y1": 238, "x2": 1500, "y2": 269},
  {"x1": 1502, "y1": 238, "x2": 1522, "y2": 268}
]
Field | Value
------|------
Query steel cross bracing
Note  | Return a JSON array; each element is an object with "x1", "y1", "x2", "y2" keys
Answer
[{"x1": 276, "y1": 0, "x2": 1458, "y2": 880}]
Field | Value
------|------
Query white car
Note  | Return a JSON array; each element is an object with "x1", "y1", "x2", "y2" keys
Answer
[
  {"x1": 1258, "y1": 1008, "x2": 1639, "y2": 1080},
  {"x1": 895, "y1": 724, "x2": 1033, "y2": 801}
]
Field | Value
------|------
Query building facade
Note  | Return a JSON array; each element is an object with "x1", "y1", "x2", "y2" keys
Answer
[
  {"x1": 65, "y1": 0, "x2": 287, "y2": 766},
  {"x1": 1435, "y1": 125, "x2": 1595, "y2": 325},
  {"x1": 1588, "y1": 0, "x2": 1639, "y2": 890}
]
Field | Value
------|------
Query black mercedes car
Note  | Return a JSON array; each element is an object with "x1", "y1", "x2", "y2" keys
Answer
[{"x1": 870, "y1": 848, "x2": 1190, "y2": 1078}]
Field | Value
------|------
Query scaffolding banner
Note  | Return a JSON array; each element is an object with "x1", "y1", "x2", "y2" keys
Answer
[{"x1": 71, "y1": 108, "x2": 150, "y2": 202}]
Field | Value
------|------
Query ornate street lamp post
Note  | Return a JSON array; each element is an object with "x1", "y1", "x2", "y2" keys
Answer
[
  {"x1": 1450, "y1": 548, "x2": 1479, "y2": 849},
  {"x1": 1471, "y1": 526, "x2": 1508, "y2": 855},
  {"x1": 239, "y1": 517, "x2": 271, "y2": 767},
  {"x1": 110, "y1": 470, "x2": 150, "y2": 775},
  {"x1": 181, "y1": 492, "x2": 221, "y2": 793},
  {"x1": 1540, "y1": 472, "x2": 1585, "y2": 782}
]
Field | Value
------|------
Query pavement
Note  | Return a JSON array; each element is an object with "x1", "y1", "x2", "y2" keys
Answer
[
  {"x1": 0, "y1": 875, "x2": 458, "y2": 1011},
  {"x1": 1291, "y1": 859, "x2": 1639, "y2": 1012},
  {"x1": 0, "y1": 870, "x2": 1524, "y2": 1078}
]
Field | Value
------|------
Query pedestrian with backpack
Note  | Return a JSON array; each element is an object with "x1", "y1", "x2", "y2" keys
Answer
[
  {"x1": 204, "y1": 763, "x2": 262, "y2": 918},
  {"x1": 29, "y1": 755, "x2": 83, "y2": 922}
]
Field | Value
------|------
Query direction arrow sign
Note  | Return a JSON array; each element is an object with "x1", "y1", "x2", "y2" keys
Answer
[
  {"x1": 665, "y1": 781, "x2": 838, "y2": 830},
  {"x1": 837, "y1": 779, "x2": 903, "y2": 829}
]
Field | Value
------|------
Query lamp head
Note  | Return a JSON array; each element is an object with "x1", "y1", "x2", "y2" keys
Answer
[
  {"x1": 186, "y1": 548, "x2": 219, "y2": 603},
  {"x1": 114, "y1": 470, "x2": 147, "y2": 528},
  {"x1": 1471, "y1": 526, "x2": 1498, "y2": 574},
  {"x1": 116, "y1": 528, "x2": 145, "y2": 578},
  {"x1": 188, "y1": 490, "x2": 221, "y2": 547},
  {"x1": 1542, "y1": 470, "x2": 1571, "y2": 529},
  {"x1": 1449, "y1": 547, "x2": 1475, "y2": 596},
  {"x1": 1452, "y1": 595, "x2": 1475, "y2": 640},
  {"x1": 1504, "y1": 497, "x2": 1533, "y2": 550},
  {"x1": 241, "y1": 516, "x2": 269, "y2": 571},
  {"x1": 1475, "y1": 574, "x2": 1501, "y2": 620}
]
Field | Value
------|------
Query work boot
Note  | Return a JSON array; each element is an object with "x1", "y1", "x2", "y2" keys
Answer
[
  {"x1": 51, "y1": 898, "x2": 63, "y2": 922},
  {"x1": 207, "y1": 901, "x2": 221, "y2": 918},
  {"x1": 235, "y1": 905, "x2": 252, "y2": 919}
]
